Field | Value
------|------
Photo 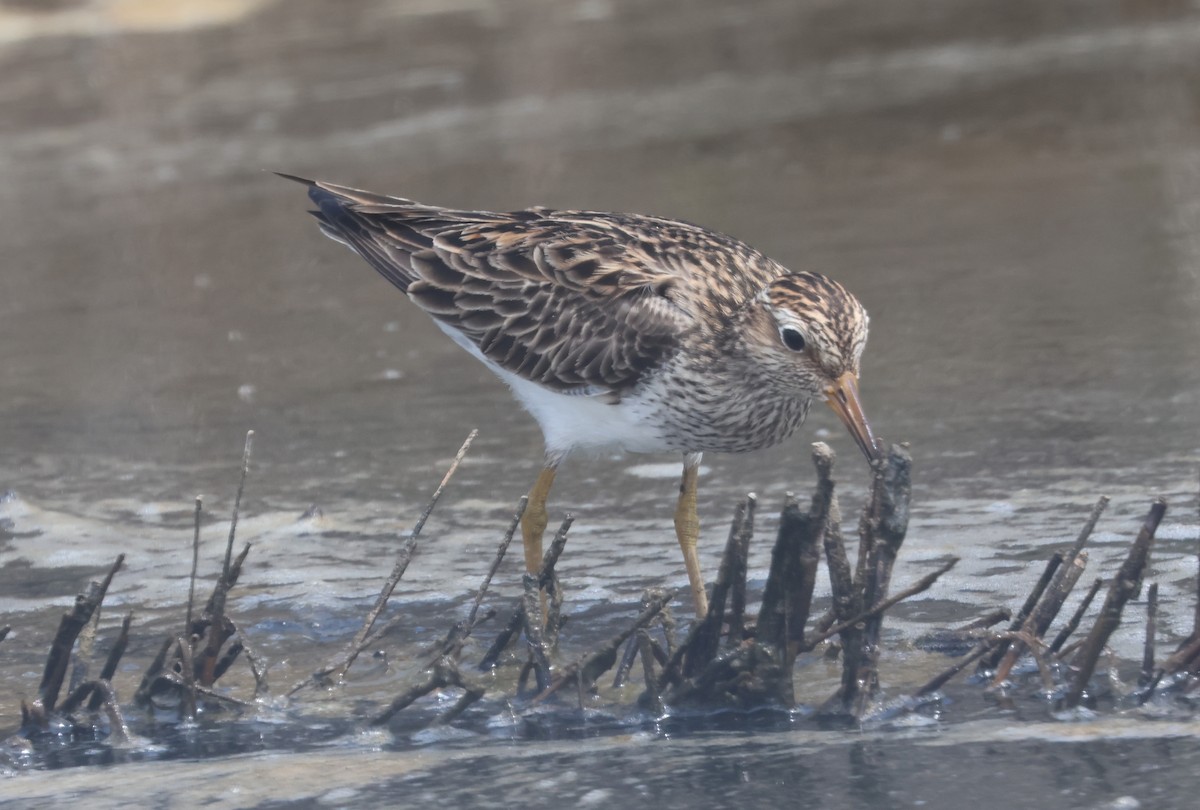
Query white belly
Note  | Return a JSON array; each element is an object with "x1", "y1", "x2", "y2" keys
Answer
[{"x1": 432, "y1": 322, "x2": 672, "y2": 458}]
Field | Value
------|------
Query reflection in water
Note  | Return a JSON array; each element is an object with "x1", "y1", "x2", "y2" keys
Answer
[{"x1": 0, "y1": 0, "x2": 1199, "y2": 803}]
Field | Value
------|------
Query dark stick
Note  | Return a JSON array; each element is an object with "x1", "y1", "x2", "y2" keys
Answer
[
  {"x1": 1068, "y1": 496, "x2": 1111, "y2": 563},
  {"x1": 1048, "y1": 577, "x2": 1104, "y2": 654},
  {"x1": 37, "y1": 555, "x2": 124, "y2": 713},
  {"x1": 215, "y1": 431, "x2": 253, "y2": 620},
  {"x1": 176, "y1": 635, "x2": 198, "y2": 721},
  {"x1": 684, "y1": 498, "x2": 749, "y2": 677},
  {"x1": 992, "y1": 550, "x2": 1088, "y2": 685},
  {"x1": 87, "y1": 611, "x2": 133, "y2": 712},
  {"x1": 521, "y1": 574, "x2": 553, "y2": 694},
  {"x1": 726, "y1": 495, "x2": 756, "y2": 644},
  {"x1": 755, "y1": 488, "x2": 823, "y2": 669},
  {"x1": 915, "y1": 638, "x2": 1003, "y2": 697},
  {"x1": 858, "y1": 445, "x2": 913, "y2": 635},
  {"x1": 983, "y1": 552, "x2": 1063, "y2": 671},
  {"x1": 158, "y1": 672, "x2": 252, "y2": 708},
  {"x1": 466, "y1": 497, "x2": 525, "y2": 632},
  {"x1": 370, "y1": 658, "x2": 460, "y2": 726},
  {"x1": 478, "y1": 608, "x2": 524, "y2": 670},
  {"x1": 1064, "y1": 498, "x2": 1166, "y2": 708},
  {"x1": 530, "y1": 590, "x2": 673, "y2": 704},
  {"x1": 134, "y1": 635, "x2": 175, "y2": 707},
  {"x1": 412, "y1": 429, "x2": 478, "y2": 539},
  {"x1": 201, "y1": 433, "x2": 254, "y2": 689},
  {"x1": 959, "y1": 609, "x2": 1012, "y2": 631},
  {"x1": 638, "y1": 629, "x2": 664, "y2": 715},
  {"x1": 1140, "y1": 582, "x2": 1158, "y2": 689},
  {"x1": 804, "y1": 557, "x2": 959, "y2": 652},
  {"x1": 434, "y1": 498, "x2": 526, "y2": 664},
  {"x1": 187, "y1": 496, "x2": 201, "y2": 645},
  {"x1": 1165, "y1": 634, "x2": 1200, "y2": 674},
  {"x1": 613, "y1": 589, "x2": 667, "y2": 688},
  {"x1": 612, "y1": 635, "x2": 641, "y2": 689},
  {"x1": 538, "y1": 515, "x2": 575, "y2": 651}
]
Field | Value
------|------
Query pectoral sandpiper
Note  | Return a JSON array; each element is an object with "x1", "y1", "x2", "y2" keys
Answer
[{"x1": 284, "y1": 176, "x2": 880, "y2": 616}]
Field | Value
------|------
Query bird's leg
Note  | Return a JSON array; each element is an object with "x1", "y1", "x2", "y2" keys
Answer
[
  {"x1": 522, "y1": 458, "x2": 560, "y2": 626},
  {"x1": 522, "y1": 460, "x2": 559, "y2": 578},
  {"x1": 674, "y1": 453, "x2": 708, "y2": 617}
]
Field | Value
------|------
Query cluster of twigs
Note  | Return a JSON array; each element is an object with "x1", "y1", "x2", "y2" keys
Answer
[
  {"x1": 17, "y1": 432, "x2": 265, "y2": 742},
  {"x1": 935, "y1": 493, "x2": 1200, "y2": 711},
  {"x1": 630, "y1": 442, "x2": 957, "y2": 718},
  {"x1": 7, "y1": 430, "x2": 1200, "y2": 758}
]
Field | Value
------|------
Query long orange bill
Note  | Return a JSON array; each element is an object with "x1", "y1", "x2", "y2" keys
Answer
[{"x1": 823, "y1": 371, "x2": 882, "y2": 462}]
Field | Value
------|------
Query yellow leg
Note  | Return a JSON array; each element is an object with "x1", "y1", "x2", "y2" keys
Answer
[
  {"x1": 674, "y1": 455, "x2": 708, "y2": 617},
  {"x1": 522, "y1": 464, "x2": 558, "y2": 576}
]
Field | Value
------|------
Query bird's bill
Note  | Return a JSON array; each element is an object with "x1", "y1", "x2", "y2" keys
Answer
[{"x1": 823, "y1": 372, "x2": 882, "y2": 462}]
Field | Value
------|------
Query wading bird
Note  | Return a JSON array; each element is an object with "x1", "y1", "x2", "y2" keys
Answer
[{"x1": 285, "y1": 176, "x2": 880, "y2": 616}]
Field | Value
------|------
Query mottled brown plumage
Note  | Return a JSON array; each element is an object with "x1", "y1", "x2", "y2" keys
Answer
[{"x1": 286, "y1": 175, "x2": 880, "y2": 615}]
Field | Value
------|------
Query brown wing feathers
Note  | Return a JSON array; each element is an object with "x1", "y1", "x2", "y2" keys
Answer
[{"x1": 295, "y1": 178, "x2": 687, "y2": 395}]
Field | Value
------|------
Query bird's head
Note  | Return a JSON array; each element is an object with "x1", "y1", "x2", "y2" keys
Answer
[{"x1": 739, "y1": 271, "x2": 881, "y2": 462}]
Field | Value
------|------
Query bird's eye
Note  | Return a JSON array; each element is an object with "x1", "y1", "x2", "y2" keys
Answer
[{"x1": 780, "y1": 327, "x2": 806, "y2": 352}]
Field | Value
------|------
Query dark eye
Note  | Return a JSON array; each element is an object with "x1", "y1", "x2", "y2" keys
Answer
[{"x1": 780, "y1": 327, "x2": 806, "y2": 352}]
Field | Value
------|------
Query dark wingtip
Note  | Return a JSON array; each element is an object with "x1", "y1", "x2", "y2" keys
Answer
[{"x1": 274, "y1": 171, "x2": 317, "y2": 186}]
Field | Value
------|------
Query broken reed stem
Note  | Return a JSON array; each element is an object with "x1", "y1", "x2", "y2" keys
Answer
[
  {"x1": 86, "y1": 612, "x2": 133, "y2": 712},
  {"x1": 177, "y1": 636, "x2": 198, "y2": 721},
  {"x1": 1070, "y1": 496, "x2": 1111, "y2": 562},
  {"x1": 755, "y1": 452, "x2": 829, "y2": 671},
  {"x1": 727, "y1": 495, "x2": 755, "y2": 644},
  {"x1": 685, "y1": 497, "x2": 751, "y2": 678},
  {"x1": 186, "y1": 496, "x2": 201, "y2": 644},
  {"x1": 1048, "y1": 577, "x2": 1104, "y2": 654},
  {"x1": 1064, "y1": 498, "x2": 1166, "y2": 709},
  {"x1": 217, "y1": 431, "x2": 254, "y2": 613},
  {"x1": 858, "y1": 447, "x2": 913, "y2": 633},
  {"x1": 36, "y1": 555, "x2": 124, "y2": 713},
  {"x1": 1140, "y1": 582, "x2": 1158, "y2": 689}
]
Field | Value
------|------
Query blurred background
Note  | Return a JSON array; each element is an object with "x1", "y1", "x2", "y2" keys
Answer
[
  {"x1": 1, "y1": 0, "x2": 1199, "y2": 679},
  {"x1": 3, "y1": 0, "x2": 1200, "y2": 802}
]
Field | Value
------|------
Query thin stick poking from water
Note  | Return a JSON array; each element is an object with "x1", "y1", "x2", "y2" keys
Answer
[
  {"x1": 291, "y1": 430, "x2": 478, "y2": 693},
  {"x1": 1064, "y1": 498, "x2": 1166, "y2": 709},
  {"x1": 186, "y1": 496, "x2": 202, "y2": 642},
  {"x1": 411, "y1": 429, "x2": 478, "y2": 539},
  {"x1": 221, "y1": 431, "x2": 254, "y2": 586},
  {"x1": 1048, "y1": 577, "x2": 1104, "y2": 654}
]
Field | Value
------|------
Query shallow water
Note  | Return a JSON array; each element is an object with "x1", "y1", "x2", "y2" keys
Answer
[{"x1": 1, "y1": 0, "x2": 1200, "y2": 805}]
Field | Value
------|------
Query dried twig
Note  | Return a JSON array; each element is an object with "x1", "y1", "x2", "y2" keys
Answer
[
  {"x1": 804, "y1": 557, "x2": 959, "y2": 652},
  {"x1": 530, "y1": 590, "x2": 673, "y2": 704},
  {"x1": 35, "y1": 555, "x2": 124, "y2": 715},
  {"x1": 1139, "y1": 582, "x2": 1158, "y2": 689},
  {"x1": 1064, "y1": 498, "x2": 1166, "y2": 708},
  {"x1": 983, "y1": 553, "x2": 1062, "y2": 671},
  {"x1": 1048, "y1": 577, "x2": 1104, "y2": 654},
  {"x1": 292, "y1": 431, "x2": 477, "y2": 693}
]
